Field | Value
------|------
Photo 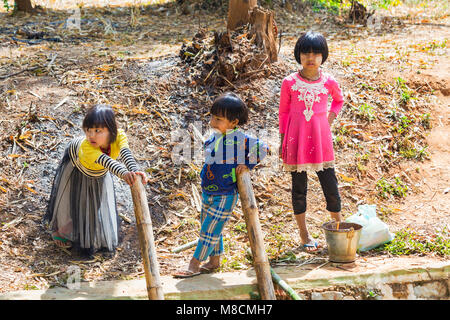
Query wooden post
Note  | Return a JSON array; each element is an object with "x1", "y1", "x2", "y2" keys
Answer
[
  {"x1": 236, "y1": 168, "x2": 276, "y2": 300},
  {"x1": 130, "y1": 178, "x2": 164, "y2": 300}
]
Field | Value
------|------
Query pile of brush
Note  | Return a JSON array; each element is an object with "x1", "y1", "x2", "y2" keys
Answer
[{"x1": 179, "y1": 24, "x2": 275, "y2": 88}]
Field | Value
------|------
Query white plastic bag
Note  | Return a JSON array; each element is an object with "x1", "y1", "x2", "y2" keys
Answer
[{"x1": 345, "y1": 204, "x2": 394, "y2": 252}]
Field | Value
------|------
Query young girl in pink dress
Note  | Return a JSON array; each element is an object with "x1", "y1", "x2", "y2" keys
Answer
[{"x1": 278, "y1": 31, "x2": 344, "y2": 252}]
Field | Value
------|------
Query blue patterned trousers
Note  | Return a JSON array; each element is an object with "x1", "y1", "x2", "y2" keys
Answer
[{"x1": 193, "y1": 192, "x2": 239, "y2": 261}]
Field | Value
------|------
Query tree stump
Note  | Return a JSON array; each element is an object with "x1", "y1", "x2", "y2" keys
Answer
[
  {"x1": 349, "y1": 0, "x2": 370, "y2": 24},
  {"x1": 249, "y1": 6, "x2": 278, "y2": 63},
  {"x1": 179, "y1": 1, "x2": 280, "y2": 87},
  {"x1": 228, "y1": 1, "x2": 278, "y2": 63},
  {"x1": 15, "y1": 0, "x2": 34, "y2": 13},
  {"x1": 227, "y1": 0, "x2": 257, "y2": 31}
]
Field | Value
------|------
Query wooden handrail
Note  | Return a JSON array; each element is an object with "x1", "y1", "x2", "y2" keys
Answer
[{"x1": 130, "y1": 178, "x2": 164, "y2": 300}]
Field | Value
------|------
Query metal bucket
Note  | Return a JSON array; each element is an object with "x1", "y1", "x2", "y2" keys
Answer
[{"x1": 322, "y1": 222, "x2": 363, "y2": 263}]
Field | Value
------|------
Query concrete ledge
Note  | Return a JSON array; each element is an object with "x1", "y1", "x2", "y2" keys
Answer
[{"x1": 1, "y1": 257, "x2": 449, "y2": 300}]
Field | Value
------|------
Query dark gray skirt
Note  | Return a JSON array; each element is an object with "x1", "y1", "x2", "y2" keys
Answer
[{"x1": 43, "y1": 149, "x2": 120, "y2": 254}]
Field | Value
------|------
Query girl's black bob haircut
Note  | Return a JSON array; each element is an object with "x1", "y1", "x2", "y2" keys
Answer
[
  {"x1": 211, "y1": 92, "x2": 248, "y2": 126},
  {"x1": 82, "y1": 104, "x2": 118, "y2": 143},
  {"x1": 294, "y1": 31, "x2": 329, "y2": 65}
]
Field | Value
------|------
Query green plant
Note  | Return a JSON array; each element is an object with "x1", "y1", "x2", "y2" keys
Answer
[
  {"x1": 395, "y1": 136, "x2": 428, "y2": 160},
  {"x1": 337, "y1": 126, "x2": 349, "y2": 136},
  {"x1": 400, "y1": 89, "x2": 412, "y2": 104},
  {"x1": 355, "y1": 152, "x2": 370, "y2": 172},
  {"x1": 384, "y1": 228, "x2": 450, "y2": 256},
  {"x1": 360, "y1": 83, "x2": 375, "y2": 91},
  {"x1": 392, "y1": 115, "x2": 412, "y2": 134},
  {"x1": 179, "y1": 218, "x2": 198, "y2": 229},
  {"x1": 272, "y1": 251, "x2": 297, "y2": 263},
  {"x1": 399, "y1": 145, "x2": 429, "y2": 161},
  {"x1": 23, "y1": 284, "x2": 39, "y2": 290},
  {"x1": 265, "y1": 223, "x2": 292, "y2": 260},
  {"x1": 234, "y1": 222, "x2": 247, "y2": 233},
  {"x1": 376, "y1": 177, "x2": 408, "y2": 199},
  {"x1": 334, "y1": 134, "x2": 347, "y2": 147},
  {"x1": 186, "y1": 168, "x2": 198, "y2": 181},
  {"x1": 356, "y1": 152, "x2": 370, "y2": 162},
  {"x1": 395, "y1": 77, "x2": 415, "y2": 106},
  {"x1": 341, "y1": 59, "x2": 351, "y2": 67},
  {"x1": 374, "y1": 0, "x2": 402, "y2": 9},
  {"x1": 3, "y1": 0, "x2": 9, "y2": 11},
  {"x1": 354, "y1": 103, "x2": 376, "y2": 121},
  {"x1": 421, "y1": 39, "x2": 447, "y2": 52},
  {"x1": 378, "y1": 205, "x2": 400, "y2": 221},
  {"x1": 309, "y1": 0, "x2": 350, "y2": 13},
  {"x1": 229, "y1": 260, "x2": 246, "y2": 270},
  {"x1": 420, "y1": 113, "x2": 432, "y2": 129}
]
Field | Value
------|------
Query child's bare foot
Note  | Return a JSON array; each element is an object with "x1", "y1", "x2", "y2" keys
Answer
[
  {"x1": 199, "y1": 262, "x2": 219, "y2": 273},
  {"x1": 173, "y1": 258, "x2": 201, "y2": 278},
  {"x1": 200, "y1": 256, "x2": 220, "y2": 273}
]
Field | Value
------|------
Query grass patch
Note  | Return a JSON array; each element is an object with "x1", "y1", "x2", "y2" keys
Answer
[
  {"x1": 376, "y1": 176, "x2": 408, "y2": 199},
  {"x1": 384, "y1": 228, "x2": 450, "y2": 256},
  {"x1": 354, "y1": 103, "x2": 376, "y2": 122}
]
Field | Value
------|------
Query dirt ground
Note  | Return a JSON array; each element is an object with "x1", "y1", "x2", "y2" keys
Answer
[{"x1": 0, "y1": 1, "x2": 449, "y2": 294}]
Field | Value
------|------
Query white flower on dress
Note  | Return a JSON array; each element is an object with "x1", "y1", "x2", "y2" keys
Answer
[{"x1": 291, "y1": 72, "x2": 329, "y2": 122}]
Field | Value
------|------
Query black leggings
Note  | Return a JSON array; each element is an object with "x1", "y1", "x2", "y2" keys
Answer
[{"x1": 291, "y1": 168, "x2": 341, "y2": 214}]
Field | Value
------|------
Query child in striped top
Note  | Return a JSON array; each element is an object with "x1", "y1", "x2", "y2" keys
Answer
[{"x1": 43, "y1": 104, "x2": 146, "y2": 256}]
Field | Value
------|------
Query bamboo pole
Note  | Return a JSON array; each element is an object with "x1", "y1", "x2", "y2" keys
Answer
[
  {"x1": 246, "y1": 248, "x2": 301, "y2": 300},
  {"x1": 130, "y1": 178, "x2": 164, "y2": 300},
  {"x1": 236, "y1": 168, "x2": 276, "y2": 300},
  {"x1": 270, "y1": 269, "x2": 301, "y2": 300},
  {"x1": 171, "y1": 239, "x2": 198, "y2": 254}
]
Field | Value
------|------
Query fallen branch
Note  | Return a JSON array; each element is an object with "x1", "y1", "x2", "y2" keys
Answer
[
  {"x1": 1, "y1": 216, "x2": 24, "y2": 231},
  {"x1": 0, "y1": 53, "x2": 58, "y2": 80},
  {"x1": 0, "y1": 66, "x2": 41, "y2": 80}
]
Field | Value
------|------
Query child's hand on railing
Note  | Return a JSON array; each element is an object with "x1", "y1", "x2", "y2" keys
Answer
[
  {"x1": 236, "y1": 164, "x2": 249, "y2": 174},
  {"x1": 123, "y1": 171, "x2": 148, "y2": 186},
  {"x1": 135, "y1": 171, "x2": 148, "y2": 184}
]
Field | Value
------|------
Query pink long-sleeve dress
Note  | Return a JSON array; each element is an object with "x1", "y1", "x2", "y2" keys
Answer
[{"x1": 279, "y1": 70, "x2": 344, "y2": 172}]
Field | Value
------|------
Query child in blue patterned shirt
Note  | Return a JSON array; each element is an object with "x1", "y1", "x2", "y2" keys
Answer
[{"x1": 174, "y1": 92, "x2": 268, "y2": 278}]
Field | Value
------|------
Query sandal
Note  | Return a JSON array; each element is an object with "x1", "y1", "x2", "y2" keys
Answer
[
  {"x1": 302, "y1": 241, "x2": 320, "y2": 253},
  {"x1": 52, "y1": 235, "x2": 72, "y2": 249},
  {"x1": 173, "y1": 270, "x2": 201, "y2": 279},
  {"x1": 199, "y1": 266, "x2": 219, "y2": 274}
]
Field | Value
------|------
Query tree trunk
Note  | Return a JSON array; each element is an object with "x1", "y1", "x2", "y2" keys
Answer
[
  {"x1": 249, "y1": 6, "x2": 278, "y2": 62},
  {"x1": 15, "y1": 0, "x2": 33, "y2": 12},
  {"x1": 227, "y1": 1, "x2": 278, "y2": 63},
  {"x1": 227, "y1": 0, "x2": 257, "y2": 31}
]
